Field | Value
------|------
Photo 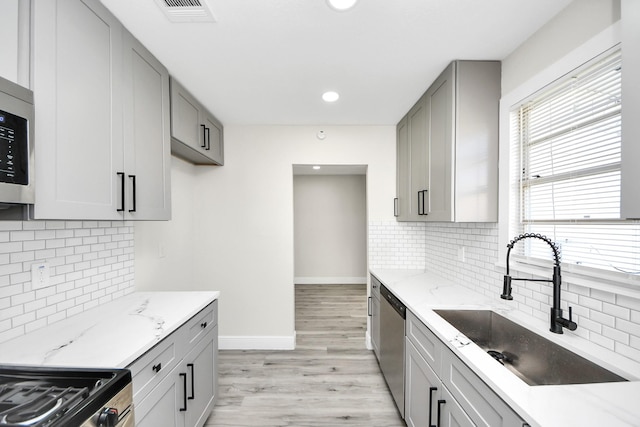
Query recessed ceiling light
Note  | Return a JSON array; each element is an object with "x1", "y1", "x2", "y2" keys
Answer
[
  {"x1": 326, "y1": 0, "x2": 358, "y2": 11},
  {"x1": 322, "y1": 91, "x2": 340, "y2": 103},
  {"x1": 313, "y1": 165, "x2": 321, "y2": 170}
]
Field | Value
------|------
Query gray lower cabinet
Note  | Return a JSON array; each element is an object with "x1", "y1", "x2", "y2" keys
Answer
[
  {"x1": 170, "y1": 78, "x2": 224, "y2": 165},
  {"x1": 405, "y1": 310, "x2": 526, "y2": 427},
  {"x1": 130, "y1": 301, "x2": 218, "y2": 427}
]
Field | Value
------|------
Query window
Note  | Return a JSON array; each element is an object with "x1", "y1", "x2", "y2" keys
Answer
[{"x1": 510, "y1": 48, "x2": 640, "y2": 274}]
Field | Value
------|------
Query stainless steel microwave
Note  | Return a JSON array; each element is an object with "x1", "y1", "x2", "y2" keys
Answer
[{"x1": 0, "y1": 75, "x2": 34, "y2": 204}]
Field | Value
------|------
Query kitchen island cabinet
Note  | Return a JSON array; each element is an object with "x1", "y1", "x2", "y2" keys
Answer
[
  {"x1": 395, "y1": 60, "x2": 500, "y2": 222},
  {"x1": 31, "y1": 0, "x2": 171, "y2": 220},
  {"x1": 369, "y1": 274, "x2": 381, "y2": 358},
  {"x1": 170, "y1": 78, "x2": 224, "y2": 165}
]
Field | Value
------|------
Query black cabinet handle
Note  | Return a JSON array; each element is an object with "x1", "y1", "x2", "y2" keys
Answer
[
  {"x1": 200, "y1": 124, "x2": 206, "y2": 148},
  {"x1": 437, "y1": 399, "x2": 446, "y2": 427},
  {"x1": 428, "y1": 386, "x2": 437, "y2": 427},
  {"x1": 368, "y1": 296, "x2": 372, "y2": 316},
  {"x1": 179, "y1": 373, "x2": 188, "y2": 411},
  {"x1": 152, "y1": 363, "x2": 161, "y2": 373},
  {"x1": 128, "y1": 175, "x2": 136, "y2": 213},
  {"x1": 187, "y1": 363, "x2": 195, "y2": 400},
  {"x1": 394, "y1": 197, "x2": 398, "y2": 217},
  {"x1": 201, "y1": 321, "x2": 208, "y2": 329},
  {"x1": 117, "y1": 172, "x2": 125, "y2": 212},
  {"x1": 205, "y1": 126, "x2": 211, "y2": 151},
  {"x1": 418, "y1": 190, "x2": 428, "y2": 215}
]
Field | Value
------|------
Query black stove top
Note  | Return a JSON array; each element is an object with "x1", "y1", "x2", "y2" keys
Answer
[{"x1": 0, "y1": 366, "x2": 131, "y2": 427}]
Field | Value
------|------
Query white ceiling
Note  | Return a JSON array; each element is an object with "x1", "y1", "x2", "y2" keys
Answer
[{"x1": 99, "y1": 0, "x2": 572, "y2": 126}]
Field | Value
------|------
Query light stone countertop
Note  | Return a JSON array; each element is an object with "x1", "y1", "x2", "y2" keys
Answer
[
  {"x1": 0, "y1": 291, "x2": 219, "y2": 369},
  {"x1": 371, "y1": 268, "x2": 640, "y2": 427}
]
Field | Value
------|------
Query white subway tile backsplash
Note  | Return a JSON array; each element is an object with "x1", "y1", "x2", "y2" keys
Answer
[
  {"x1": 0, "y1": 221, "x2": 134, "y2": 344},
  {"x1": 369, "y1": 219, "x2": 640, "y2": 366}
]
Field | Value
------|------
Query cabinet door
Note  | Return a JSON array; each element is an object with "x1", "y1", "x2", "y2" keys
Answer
[
  {"x1": 439, "y1": 386, "x2": 475, "y2": 427},
  {"x1": 396, "y1": 115, "x2": 410, "y2": 220},
  {"x1": 122, "y1": 31, "x2": 171, "y2": 220},
  {"x1": 135, "y1": 367, "x2": 185, "y2": 427},
  {"x1": 425, "y1": 63, "x2": 455, "y2": 222},
  {"x1": 170, "y1": 79, "x2": 202, "y2": 151},
  {"x1": 185, "y1": 327, "x2": 217, "y2": 427},
  {"x1": 408, "y1": 96, "x2": 428, "y2": 221},
  {"x1": 32, "y1": 0, "x2": 124, "y2": 220},
  {"x1": 201, "y1": 113, "x2": 224, "y2": 165},
  {"x1": 405, "y1": 339, "x2": 442, "y2": 427},
  {"x1": 371, "y1": 294, "x2": 380, "y2": 359}
]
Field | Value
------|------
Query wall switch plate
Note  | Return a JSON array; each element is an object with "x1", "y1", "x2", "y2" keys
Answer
[{"x1": 31, "y1": 262, "x2": 51, "y2": 290}]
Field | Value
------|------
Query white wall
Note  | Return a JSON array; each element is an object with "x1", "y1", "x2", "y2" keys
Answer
[
  {"x1": 135, "y1": 125, "x2": 395, "y2": 348},
  {"x1": 501, "y1": 0, "x2": 621, "y2": 94},
  {"x1": 293, "y1": 174, "x2": 367, "y2": 284},
  {"x1": 134, "y1": 156, "x2": 198, "y2": 290}
]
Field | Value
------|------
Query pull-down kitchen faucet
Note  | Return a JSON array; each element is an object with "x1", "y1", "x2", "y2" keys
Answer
[{"x1": 501, "y1": 233, "x2": 577, "y2": 334}]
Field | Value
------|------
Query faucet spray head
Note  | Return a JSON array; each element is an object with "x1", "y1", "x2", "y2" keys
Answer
[{"x1": 501, "y1": 275, "x2": 513, "y2": 300}]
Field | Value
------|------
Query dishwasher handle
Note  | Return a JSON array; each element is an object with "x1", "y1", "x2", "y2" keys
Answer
[{"x1": 380, "y1": 284, "x2": 406, "y2": 319}]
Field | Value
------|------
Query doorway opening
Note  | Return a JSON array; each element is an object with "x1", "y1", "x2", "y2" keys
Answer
[{"x1": 292, "y1": 164, "x2": 368, "y2": 350}]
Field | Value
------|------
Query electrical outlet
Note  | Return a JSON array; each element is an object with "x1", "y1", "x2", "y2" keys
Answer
[{"x1": 31, "y1": 262, "x2": 51, "y2": 290}]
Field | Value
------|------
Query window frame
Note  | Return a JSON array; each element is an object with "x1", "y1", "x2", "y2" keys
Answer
[{"x1": 497, "y1": 22, "x2": 640, "y2": 298}]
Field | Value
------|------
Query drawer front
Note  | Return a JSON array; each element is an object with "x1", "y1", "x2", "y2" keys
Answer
[
  {"x1": 406, "y1": 310, "x2": 442, "y2": 375},
  {"x1": 129, "y1": 335, "x2": 180, "y2": 405},
  {"x1": 186, "y1": 300, "x2": 218, "y2": 346},
  {"x1": 441, "y1": 346, "x2": 524, "y2": 427},
  {"x1": 370, "y1": 274, "x2": 381, "y2": 300}
]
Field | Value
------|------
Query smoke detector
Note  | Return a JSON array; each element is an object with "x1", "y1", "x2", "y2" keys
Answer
[{"x1": 154, "y1": 0, "x2": 216, "y2": 23}]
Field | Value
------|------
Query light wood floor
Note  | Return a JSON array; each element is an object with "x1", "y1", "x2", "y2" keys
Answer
[{"x1": 205, "y1": 284, "x2": 405, "y2": 426}]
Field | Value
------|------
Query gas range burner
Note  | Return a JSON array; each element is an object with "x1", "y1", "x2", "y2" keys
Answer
[
  {"x1": 0, "y1": 381, "x2": 90, "y2": 426},
  {"x1": 0, "y1": 366, "x2": 132, "y2": 427}
]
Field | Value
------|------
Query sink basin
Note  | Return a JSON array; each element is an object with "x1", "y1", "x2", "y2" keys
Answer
[{"x1": 434, "y1": 309, "x2": 627, "y2": 386}]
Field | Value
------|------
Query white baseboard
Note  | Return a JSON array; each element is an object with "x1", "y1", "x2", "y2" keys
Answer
[
  {"x1": 219, "y1": 333, "x2": 296, "y2": 350},
  {"x1": 294, "y1": 276, "x2": 367, "y2": 285}
]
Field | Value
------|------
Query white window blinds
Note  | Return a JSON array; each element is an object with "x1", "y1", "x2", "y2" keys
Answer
[{"x1": 511, "y1": 49, "x2": 640, "y2": 274}]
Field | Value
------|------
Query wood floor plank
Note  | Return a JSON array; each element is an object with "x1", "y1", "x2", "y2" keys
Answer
[{"x1": 205, "y1": 284, "x2": 405, "y2": 426}]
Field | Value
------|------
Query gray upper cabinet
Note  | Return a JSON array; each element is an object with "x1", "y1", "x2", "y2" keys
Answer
[
  {"x1": 122, "y1": 31, "x2": 172, "y2": 220},
  {"x1": 396, "y1": 61, "x2": 500, "y2": 222},
  {"x1": 170, "y1": 78, "x2": 224, "y2": 166},
  {"x1": 31, "y1": 0, "x2": 171, "y2": 220}
]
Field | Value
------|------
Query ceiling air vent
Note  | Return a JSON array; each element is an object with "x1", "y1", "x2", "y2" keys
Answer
[{"x1": 155, "y1": 0, "x2": 216, "y2": 23}]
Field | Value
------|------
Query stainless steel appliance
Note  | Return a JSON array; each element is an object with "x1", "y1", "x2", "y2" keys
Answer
[
  {"x1": 379, "y1": 284, "x2": 406, "y2": 417},
  {"x1": 0, "y1": 75, "x2": 34, "y2": 205},
  {"x1": 0, "y1": 366, "x2": 133, "y2": 427}
]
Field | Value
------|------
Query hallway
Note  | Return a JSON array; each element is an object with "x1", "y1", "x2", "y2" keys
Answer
[{"x1": 206, "y1": 284, "x2": 404, "y2": 426}]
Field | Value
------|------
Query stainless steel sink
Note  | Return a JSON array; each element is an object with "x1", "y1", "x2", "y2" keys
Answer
[{"x1": 434, "y1": 309, "x2": 627, "y2": 386}]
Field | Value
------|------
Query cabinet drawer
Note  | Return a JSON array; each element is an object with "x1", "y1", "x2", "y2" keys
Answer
[
  {"x1": 129, "y1": 335, "x2": 180, "y2": 405},
  {"x1": 441, "y1": 346, "x2": 524, "y2": 427},
  {"x1": 185, "y1": 300, "x2": 218, "y2": 347},
  {"x1": 406, "y1": 311, "x2": 442, "y2": 375}
]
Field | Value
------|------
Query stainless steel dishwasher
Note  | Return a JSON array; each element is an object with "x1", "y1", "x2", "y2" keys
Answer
[{"x1": 379, "y1": 284, "x2": 406, "y2": 418}]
